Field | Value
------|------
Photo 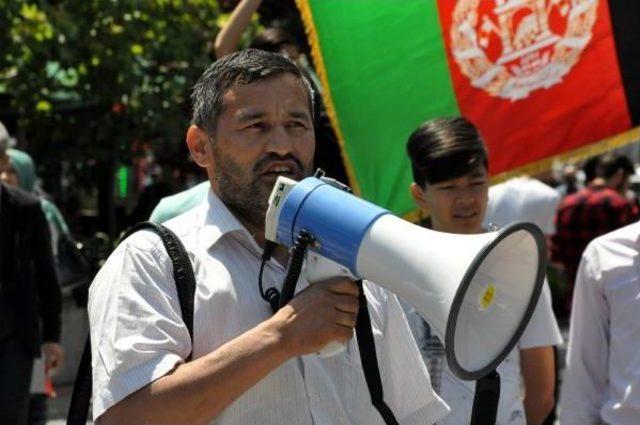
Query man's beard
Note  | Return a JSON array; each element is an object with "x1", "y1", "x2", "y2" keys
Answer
[{"x1": 213, "y1": 148, "x2": 311, "y2": 230}]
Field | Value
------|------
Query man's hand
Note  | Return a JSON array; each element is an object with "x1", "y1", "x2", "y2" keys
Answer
[
  {"x1": 42, "y1": 342, "x2": 64, "y2": 374},
  {"x1": 272, "y1": 278, "x2": 360, "y2": 356}
]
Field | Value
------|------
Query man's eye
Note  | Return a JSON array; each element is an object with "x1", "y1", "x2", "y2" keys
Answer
[
  {"x1": 471, "y1": 180, "x2": 487, "y2": 186},
  {"x1": 286, "y1": 121, "x2": 308, "y2": 129},
  {"x1": 246, "y1": 122, "x2": 267, "y2": 130},
  {"x1": 437, "y1": 186, "x2": 454, "y2": 191}
]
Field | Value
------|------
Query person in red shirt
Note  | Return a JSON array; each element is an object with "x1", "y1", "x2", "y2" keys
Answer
[{"x1": 552, "y1": 153, "x2": 639, "y2": 316}]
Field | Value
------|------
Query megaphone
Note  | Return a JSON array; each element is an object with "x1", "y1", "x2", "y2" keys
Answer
[{"x1": 265, "y1": 175, "x2": 545, "y2": 380}]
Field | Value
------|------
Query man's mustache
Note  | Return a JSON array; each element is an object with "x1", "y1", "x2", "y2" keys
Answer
[{"x1": 253, "y1": 153, "x2": 305, "y2": 176}]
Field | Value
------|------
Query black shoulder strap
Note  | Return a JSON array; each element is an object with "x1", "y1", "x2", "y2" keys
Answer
[
  {"x1": 67, "y1": 222, "x2": 196, "y2": 425},
  {"x1": 355, "y1": 281, "x2": 399, "y2": 425},
  {"x1": 470, "y1": 370, "x2": 500, "y2": 425}
]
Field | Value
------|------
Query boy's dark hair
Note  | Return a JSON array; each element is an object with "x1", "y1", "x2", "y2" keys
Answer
[
  {"x1": 191, "y1": 49, "x2": 315, "y2": 135},
  {"x1": 596, "y1": 153, "x2": 635, "y2": 180},
  {"x1": 406, "y1": 116, "x2": 488, "y2": 187}
]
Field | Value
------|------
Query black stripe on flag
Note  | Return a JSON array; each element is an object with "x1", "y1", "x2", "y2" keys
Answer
[{"x1": 608, "y1": 0, "x2": 640, "y2": 125}]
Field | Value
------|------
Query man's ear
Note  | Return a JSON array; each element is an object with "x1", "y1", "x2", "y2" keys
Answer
[
  {"x1": 410, "y1": 182, "x2": 430, "y2": 214},
  {"x1": 186, "y1": 125, "x2": 212, "y2": 168}
]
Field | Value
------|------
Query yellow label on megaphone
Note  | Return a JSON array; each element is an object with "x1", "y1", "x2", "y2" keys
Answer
[{"x1": 479, "y1": 284, "x2": 496, "y2": 311}]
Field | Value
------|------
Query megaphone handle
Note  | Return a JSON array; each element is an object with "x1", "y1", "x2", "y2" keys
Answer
[
  {"x1": 306, "y1": 253, "x2": 353, "y2": 357},
  {"x1": 317, "y1": 340, "x2": 347, "y2": 357}
]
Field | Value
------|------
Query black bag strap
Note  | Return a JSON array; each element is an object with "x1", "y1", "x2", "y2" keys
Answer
[
  {"x1": 355, "y1": 281, "x2": 399, "y2": 425},
  {"x1": 67, "y1": 222, "x2": 197, "y2": 425},
  {"x1": 470, "y1": 370, "x2": 500, "y2": 425}
]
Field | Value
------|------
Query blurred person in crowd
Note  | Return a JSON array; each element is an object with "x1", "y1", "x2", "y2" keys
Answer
[
  {"x1": 5, "y1": 149, "x2": 71, "y2": 425},
  {"x1": 89, "y1": 49, "x2": 448, "y2": 425},
  {"x1": 484, "y1": 174, "x2": 561, "y2": 252},
  {"x1": 214, "y1": 0, "x2": 319, "y2": 87},
  {"x1": 3, "y1": 148, "x2": 71, "y2": 255},
  {"x1": 151, "y1": 0, "x2": 344, "y2": 224},
  {"x1": 150, "y1": 179, "x2": 209, "y2": 223},
  {"x1": 552, "y1": 153, "x2": 639, "y2": 315},
  {"x1": 406, "y1": 116, "x2": 562, "y2": 425},
  {"x1": 583, "y1": 155, "x2": 601, "y2": 186},
  {"x1": 130, "y1": 163, "x2": 173, "y2": 224},
  {"x1": 560, "y1": 220, "x2": 640, "y2": 424},
  {"x1": 555, "y1": 163, "x2": 581, "y2": 198},
  {"x1": 0, "y1": 125, "x2": 62, "y2": 425}
]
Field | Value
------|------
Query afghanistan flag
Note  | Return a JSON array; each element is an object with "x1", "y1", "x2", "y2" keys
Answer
[{"x1": 295, "y1": 0, "x2": 640, "y2": 217}]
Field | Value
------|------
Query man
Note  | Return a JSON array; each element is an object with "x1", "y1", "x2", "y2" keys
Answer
[
  {"x1": 552, "y1": 153, "x2": 639, "y2": 313},
  {"x1": 89, "y1": 49, "x2": 448, "y2": 424},
  {"x1": 405, "y1": 117, "x2": 562, "y2": 425},
  {"x1": 484, "y1": 175, "x2": 561, "y2": 248},
  {"x1": 560, "y1": 220, "x2": 640, "y2": 424},
  {"x1": 0, "y1": 125, "x2": 62, "y2": 424}
]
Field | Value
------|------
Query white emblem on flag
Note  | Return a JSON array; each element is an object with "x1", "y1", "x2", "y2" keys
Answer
[{"x1": 450, "y1": 0, "x2": 599, "y2": 101}]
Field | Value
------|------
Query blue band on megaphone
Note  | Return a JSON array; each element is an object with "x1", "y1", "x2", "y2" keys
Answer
[{"x1": 277, "y1": 177, "x2": 389, "y2": 274}]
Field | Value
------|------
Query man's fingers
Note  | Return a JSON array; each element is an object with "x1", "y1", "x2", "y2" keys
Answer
[
  {"x1": 332, "y1": 293, "x2": 359, "y2": 315},
  {"x1": 334, "y1": 311, "x2": 358, "y2": 329},
  {"x1": 325, "y1": 278, "x2": 360, "y2": 296}
]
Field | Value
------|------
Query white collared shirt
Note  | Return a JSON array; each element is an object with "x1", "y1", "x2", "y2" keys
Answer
[
  {"x1": 560, "y1": 221, "x2": 640, "y2": 425},
  {"x1": 89, "y1": 189, "x2": 449, "y2": 424}
]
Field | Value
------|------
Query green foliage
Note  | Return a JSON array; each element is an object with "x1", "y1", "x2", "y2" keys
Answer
[{"x1": 0, "y1": 0, "x2": 224, "y2": 159}]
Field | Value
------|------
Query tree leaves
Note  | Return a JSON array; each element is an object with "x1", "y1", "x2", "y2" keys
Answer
[{"x1": 0, "y1": 0, "x2": 224, "y2": 157}]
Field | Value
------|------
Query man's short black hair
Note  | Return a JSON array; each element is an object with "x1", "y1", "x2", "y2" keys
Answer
[
  {"x1": 406, "y1": 116, "x2": 488, "y2": 187},
  {"x1": 191, "y1": 49, "x2": 315, "y2": 135},
  {"x1": 596, "y1": 153, "x2": 635, "y2": 180}
]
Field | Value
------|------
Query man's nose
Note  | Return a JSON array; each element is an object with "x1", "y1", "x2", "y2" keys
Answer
[{"x1": 265, "y1": 126, "x2": 294, "y2": 156}]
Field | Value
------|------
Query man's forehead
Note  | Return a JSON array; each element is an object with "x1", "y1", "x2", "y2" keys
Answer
[
  {"x1": 222, "y1": 73, "x2": 306, "y2": 97},
  {"x1": 220, "y1": 74, "x2": 310, "y2": 110}
]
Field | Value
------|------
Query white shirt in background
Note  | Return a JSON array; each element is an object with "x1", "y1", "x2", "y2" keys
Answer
[
  {"x1": 89, "y1": 190, "x2": 449, "y2": 425},
  {"x1": 484, "y1": 177, "x2": 561, "y2": 235},
  {"x1": 560, "y1": 221, "x2": 640, "y2": 425}
]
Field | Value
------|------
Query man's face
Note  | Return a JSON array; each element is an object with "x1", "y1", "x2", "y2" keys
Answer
[
  {"x1": 414, "y1": 166, "x2": 489, "y2": 234},
  {"x1": 207, "y1": 73, "x2": 315, "y2": 228}
]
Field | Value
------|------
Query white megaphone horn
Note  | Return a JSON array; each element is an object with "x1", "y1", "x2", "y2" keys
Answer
[{"x1": 265, "y1": 175, "x2": 546, "y2": 380}]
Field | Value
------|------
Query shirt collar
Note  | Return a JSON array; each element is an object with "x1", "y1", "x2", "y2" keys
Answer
[{"x1": 198, "y1": 188, "x2": 263, "y2": 253}]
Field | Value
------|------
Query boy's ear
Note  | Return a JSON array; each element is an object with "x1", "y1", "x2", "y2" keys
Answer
[
  {"x1": 410, "y1": 182, "x2": 430, "y2": 214},
  {"x1": 186, "y1": 125, "x2": 212, "y2": 168}
]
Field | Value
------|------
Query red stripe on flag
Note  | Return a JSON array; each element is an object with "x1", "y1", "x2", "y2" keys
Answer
[{"x1": 437, "y1": 0, "x2": 631, "y2": 175}]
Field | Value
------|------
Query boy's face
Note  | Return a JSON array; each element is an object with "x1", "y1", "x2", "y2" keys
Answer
[{"x1": 411, "y1": 165, "x2": 489, "y2": 234}]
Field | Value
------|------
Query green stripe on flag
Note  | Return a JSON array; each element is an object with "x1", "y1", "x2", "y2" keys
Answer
[{"x1": 303, "y1": 0, "x2": 459, "y2": 215}]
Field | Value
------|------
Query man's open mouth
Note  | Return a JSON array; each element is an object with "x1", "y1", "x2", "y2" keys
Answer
[
  {"x1": 453, "y1": 211, "x2": 477, "y2": 219},
  {"x1": 260, "y1": 161, "x2": 300, "y2": 177}
]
